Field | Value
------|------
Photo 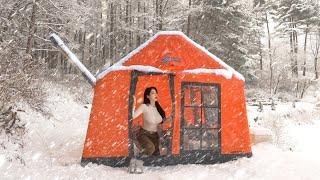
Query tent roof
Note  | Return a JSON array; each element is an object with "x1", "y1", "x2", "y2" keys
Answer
[{"x1": 97, "y1": 31, "x2": 244, "y2": 81}]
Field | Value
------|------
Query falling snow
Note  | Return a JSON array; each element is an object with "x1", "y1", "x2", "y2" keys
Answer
[{"x1": 1, "y1": 82, "x2": 320, "y2": 179}]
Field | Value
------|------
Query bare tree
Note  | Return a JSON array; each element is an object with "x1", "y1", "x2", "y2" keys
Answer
[
  {"x1": 311, "y1": 30, "x2": 320, "y2": 79},
  {"x1": 186, "y1": 0, "x2": 192, "y2": 36},
  {"x1": 265, "y1": 13, "x2": 273, "y2": 94},
  {"x1": 26, "y1": 0, "x2": 39, "y2": 55},
  {"x1": 302, "y1": 25, "x2": 309, "y2": 76}
]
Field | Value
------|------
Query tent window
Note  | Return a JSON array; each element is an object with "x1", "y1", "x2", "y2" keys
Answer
[
  {"x1": 184, "y1": 86, "x2": 201, "y2": 106},
  {"x1": 184, "y1": 107, "x2": 201, "y2": 128},
  {"x1": 183, "y1": 84, "x2": 220, "y2": 151},
  {"x1": 183, "y1": 129, "x2": 201, "y2": 150},
  {"x1": 202, "y1": 86, "x2": 218, "y2": 107},
  {"x1": 202, "y1": 108, "x2": 219, "y2": 128}
]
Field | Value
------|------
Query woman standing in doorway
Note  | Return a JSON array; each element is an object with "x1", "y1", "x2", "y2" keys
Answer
[{"x1": 132, "y1": 87, "x2": 166, "y2": 156}]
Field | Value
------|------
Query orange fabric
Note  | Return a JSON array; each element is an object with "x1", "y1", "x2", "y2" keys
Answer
[
  {"x1": 171, "y1": 73, "x2": 181, "y2": 155},
  {"x1": 82, "y1": 71, "x2": 131, "y2": 158},
  {"x1": 123, "y1": 35, "x2": 224, "y2": 71},
  {"x1": 220, "y1": 78, "x2": 251, "y2": 154},
  {"x1": 82, "y1": 34, "x2": 251, "y2": 159}
]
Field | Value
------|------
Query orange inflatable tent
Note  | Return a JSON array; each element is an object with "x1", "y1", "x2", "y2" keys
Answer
[{"x1": 81, "y1": 31, "x2": 252, "y2": 167}]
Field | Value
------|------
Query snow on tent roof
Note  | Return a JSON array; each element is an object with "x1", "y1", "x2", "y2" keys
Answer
[
  {"x1": 183, "y1": 69, "x2": 233, "y2": 79},
  {"x1": 97, "y1": 31, "x2": 245, "y2": 81},
  {"x1": 97, "y1": 65, "x2": 165, "y2": 77}
]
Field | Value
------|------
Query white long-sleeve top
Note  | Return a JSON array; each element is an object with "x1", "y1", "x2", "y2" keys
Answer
[{"x1": 132, "y1": 104, "x2": 163, "y2": 132}]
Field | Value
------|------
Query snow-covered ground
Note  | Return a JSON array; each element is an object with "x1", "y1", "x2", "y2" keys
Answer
[{"x1": 1, "y1": 83, "x2": 320, "y2": 180}]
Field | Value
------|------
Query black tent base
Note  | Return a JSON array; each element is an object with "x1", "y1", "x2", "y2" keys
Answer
[{"x1": 81, "y1": 152, "x2": 252, "y2": 168}]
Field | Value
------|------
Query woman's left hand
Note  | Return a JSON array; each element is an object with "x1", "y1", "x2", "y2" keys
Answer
[
  {"x1": 160, "y1": 117, "x2": 173, "y2": 130},
  {"x1": 163, "y1": 117, "x2": 173, "y2": 122}
]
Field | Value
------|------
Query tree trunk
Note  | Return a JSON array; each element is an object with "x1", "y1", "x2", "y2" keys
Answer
[
  {"x1": 303, "y1": 25, "x2": 308, "y2": 76},
  {"x1": 81, "y1": 30, "x2": 86, "y2": 66},
  {"x1": 265, "y1": 13, "x2": 272, "y2": 94},
  {"x1": 97, "y1": 0, "x2": 103, "y2": 68},
  {"x1": 125, "y1": 0, "x2": 129, "y2": 53},
  {"x1": 316, "y1": 31, "x2": 320, "y2": 79},
  {"x1": 155, "y1": 0, "x2": 164, "y2": 31},
  {"x1": 293, "y1": 24, "x2": 298, "y2": 77},
  {"x1": 300, "y1": 81, "x2": 309, "y2": 99},
  {"x1": 153, "y1": 0, "x2": 157, "y2": 33},
  {"x1": 259, "y1": 39, "x2": 263, "y2": 70},
  {"x1": 315, "y1": 57, "x2": 318, "y2": 79},
  {"x1": 137, "y1": 1, "x2": 141, "y2": 47},
  {"x1": 155, "y1": 0, "x2": 158, "y2": 31},
  {"x1": 273, "y1": 73, "x2": 281, "y2": 95},
  {"x1": 109, "y1": 2, "x2": 116, "y2": 65},
  {"x1": 158, "y1": 0, "x2": 163, "y2": 31},
  {"x1": 187, "y1": 0, "x2": 192, "y2": 36},
  {"x1": 289, "y1": 18, "x2": 295, "y2": 77},
  {"x1": 143, "y1": 1, "x2": 147, "y2": 41},
  {"x1": 129, "y1": 0, "x2": 133, "y2": 50},
  {"x1": 26, "y1": 0, "x2": 39, "y2": 55}
]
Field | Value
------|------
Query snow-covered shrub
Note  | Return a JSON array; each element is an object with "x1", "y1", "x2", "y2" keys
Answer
[
  {"x1": 258, "y1": 113, "x2": 292, "y2": 150},
  {"x1": 0, "y1": 106, "x2": 26, "y2": 165},
  {"x1": 253, "y1": 102, "x2": 317, "y2": 151},
  {"x1": 0, "y1": 52, "x2": 47, "y2": 110},
  {"x1": 0, "y1": 13, "x2": 47, "y2": 165},
  {"x1": 0, "y1": 45, "x2": 46, "y2": 166},
  {"x1": 0, "y1": 26, "x2": 46, "y2": 112}
]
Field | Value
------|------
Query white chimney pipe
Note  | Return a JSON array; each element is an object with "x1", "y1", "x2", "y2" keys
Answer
[{"x1": 49, "y1": 33, "x2": 96, "y2": 86}]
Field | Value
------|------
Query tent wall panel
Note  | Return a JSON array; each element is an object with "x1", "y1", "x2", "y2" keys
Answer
[
  {"x1": 82, "y1": 71, "x2": 131, "y2": 158},
  {"x1": 220, "y1": 78, "x2": 251, "y2": 154}
]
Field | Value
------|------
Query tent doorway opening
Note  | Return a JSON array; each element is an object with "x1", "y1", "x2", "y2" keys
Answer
[{"x1": 128, "y1": 71, "x2": 175, "y2": 158}]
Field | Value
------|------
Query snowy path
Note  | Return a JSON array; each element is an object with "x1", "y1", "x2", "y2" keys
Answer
[
  {"x1": 3, "y1": 142, "x2": 320, "y2": 180},
  {"x1": 287, "y1": 121, "x2": 320, "y2": 153}
]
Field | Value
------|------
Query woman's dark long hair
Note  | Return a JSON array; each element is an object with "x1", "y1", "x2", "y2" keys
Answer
[{"x1": 143, "y1": 87, "x2": 166, "y2": 120}]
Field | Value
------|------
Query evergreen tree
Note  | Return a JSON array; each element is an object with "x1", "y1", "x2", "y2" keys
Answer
[{"x1": 189, "y1": 0, "x2": 259, "y2": 75}]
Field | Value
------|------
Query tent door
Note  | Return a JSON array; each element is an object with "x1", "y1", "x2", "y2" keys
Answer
[
  {"x1": 128, "y1": 71, "x2": 175, "y2": 157},
  {"x1": 180, "y1": 82, "x2": 221, "y2": 156}
]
